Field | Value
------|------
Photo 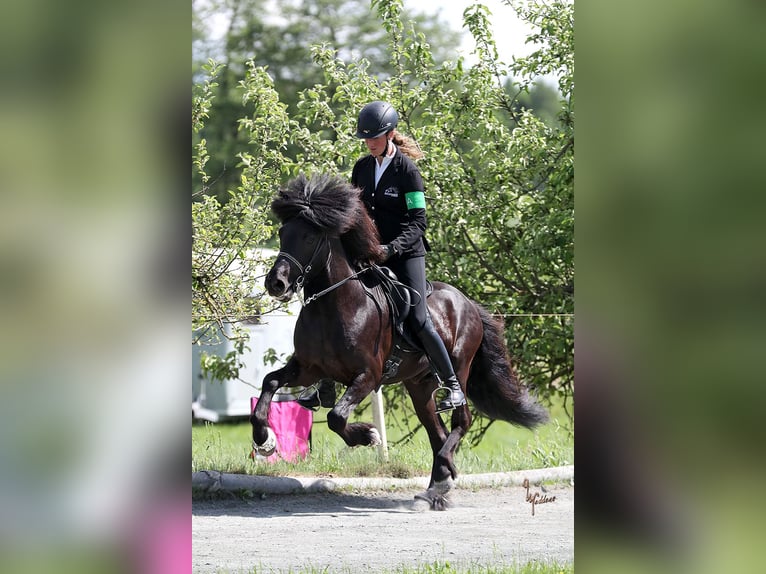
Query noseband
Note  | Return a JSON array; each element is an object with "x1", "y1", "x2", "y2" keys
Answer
[{"x1": 277, "y1": 234, "x2": 328, "y2": 295}]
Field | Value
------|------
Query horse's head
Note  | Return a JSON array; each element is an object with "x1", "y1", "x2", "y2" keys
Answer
[
  {"x1": 265, "y1": 173, "x2": 385, "y2": 300},
  {"x1": 265, "y1": 217, "x2": 326, "y2": 301}
]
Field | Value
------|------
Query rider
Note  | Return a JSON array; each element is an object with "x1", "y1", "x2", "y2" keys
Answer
[{"x1": 297, "y1": 100, "x2": 466, "y2": 413}]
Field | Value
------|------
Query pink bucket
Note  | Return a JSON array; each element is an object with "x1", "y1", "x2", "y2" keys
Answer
[{"x1": 250, "y1": 397, "x2": 312, "y2": 463}]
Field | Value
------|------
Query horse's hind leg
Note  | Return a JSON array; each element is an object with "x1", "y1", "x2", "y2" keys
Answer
[
  {"x1": 326, "y1": 371, "x2": 381, "y2": 447},
  {"x1": 407, "y1": 372, "x2": 472, "y2": 510},
  {"x1": 436, "y1": 365, "x2": 473, "y2": 481}
]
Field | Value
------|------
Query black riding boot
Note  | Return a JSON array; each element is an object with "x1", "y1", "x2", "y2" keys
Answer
[
  {"x1": 296, "y1": 380, "x2": 336, "y2": 411},
  {"x1": 416, "y1": 320, "x2": 467, "y2": 413}
]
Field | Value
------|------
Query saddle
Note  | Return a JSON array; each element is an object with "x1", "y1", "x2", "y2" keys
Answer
[{"x1": 368, "y1": 265, "x2": 433, "y2": 381}]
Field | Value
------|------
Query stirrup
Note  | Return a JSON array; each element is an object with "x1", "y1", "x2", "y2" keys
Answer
[
  {"x1": 296, "y1": 382, "x2": 336, "y2": 411},
  {"x1": 296, "y1": 389, "x2": 321, "y2": 411},
  {"x1": 433, "y1": 386, "x2": 467, "y2": 414}
]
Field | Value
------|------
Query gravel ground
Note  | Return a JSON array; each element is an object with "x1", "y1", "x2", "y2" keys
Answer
[{"x1": 192, "y1": 478, "x2": 573, "y2": 573}]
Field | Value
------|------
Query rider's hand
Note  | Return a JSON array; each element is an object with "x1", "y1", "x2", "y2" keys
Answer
[{"x1": 379, "y1": 244, "x2": 395, "y2": 261}]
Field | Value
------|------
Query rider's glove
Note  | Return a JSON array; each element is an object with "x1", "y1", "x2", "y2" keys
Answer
[{"x1": 379, "y1": 244, "x2": 395, "y2": 261}]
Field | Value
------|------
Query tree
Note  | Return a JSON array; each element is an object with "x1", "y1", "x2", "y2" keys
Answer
[
  {"x1": 192, "y1": 61, "x2": 292, "y2": 372},
  {"x1": 192, "y1": 0, "x2": 574, "y2": 428},
  {"x1": 192, "y1": 0, "x2": 462, "y2": 203},
  {"x1": 285, "y1": 0, "x2": 574, "y2": 410}
]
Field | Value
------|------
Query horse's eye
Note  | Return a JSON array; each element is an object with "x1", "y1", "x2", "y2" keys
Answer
[{"x1": 305, "y1": 234, "x2": 317, "y2": 245}]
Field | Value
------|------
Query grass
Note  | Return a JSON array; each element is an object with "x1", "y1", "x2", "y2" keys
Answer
[
  {"x1": 192, "y1": 395, "x2": 572, "y2": 478},
  {"x1": 229, "y1": 560, "x2": 574, "y2": 573}
]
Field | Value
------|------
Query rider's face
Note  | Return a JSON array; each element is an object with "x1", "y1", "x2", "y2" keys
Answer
[{"x1": 364, "y1": 133, "x2": 390, "y2": 157}]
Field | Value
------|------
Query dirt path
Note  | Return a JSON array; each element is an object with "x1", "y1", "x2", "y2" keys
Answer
[{"x1": 192, "y1": 483, "x2": 573, "y2": 573}]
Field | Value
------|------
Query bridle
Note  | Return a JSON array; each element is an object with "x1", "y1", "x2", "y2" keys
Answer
[
  {"x1": 277, "y1": 233, "x2": 375, "y2": 306},
  {"x1": 276, "y1": 233, "x2": 328, "y2": 297}
]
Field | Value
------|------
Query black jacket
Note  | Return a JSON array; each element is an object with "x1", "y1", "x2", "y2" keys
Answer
[{"x1": 351, "y1": 149, "x2": 429, "y2": 258}]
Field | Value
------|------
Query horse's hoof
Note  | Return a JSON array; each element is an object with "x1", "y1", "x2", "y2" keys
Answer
[
  {"x1": 413, "y1": 490, "x2": 452, "y2": 511},
  {"x1": 431, "y1": 495, "x2": 452, "y2": 511},
  {"x1": 413, "y1": 478, "x2": 454, "y2": 510},
  {"x1": 252, "y1": 427, "x2": 277, "y2": 457}
]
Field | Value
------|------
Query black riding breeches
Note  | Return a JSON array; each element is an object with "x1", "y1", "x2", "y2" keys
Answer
[
  {"x1": 386, "y1": 255, "x2": 429, "y2": 331},
  {"x1": 387, "y1": 255, "x2": 457, "y2": 382}
]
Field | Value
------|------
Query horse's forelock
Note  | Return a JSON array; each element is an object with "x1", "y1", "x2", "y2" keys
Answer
[
  {"x1": 273, "y1": 174, "x2": 351, "y2": 228},
  {"x1": 272, "y1": 173, "x2": 380, "y2": 262},
  {"x1": 271, "y1": 174, "x2": 313, "y2": 225}
]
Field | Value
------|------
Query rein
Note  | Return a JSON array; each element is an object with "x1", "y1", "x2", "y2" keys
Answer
[
  {"x1": 303, "y1": 266, "x2": 373, "y2": 306},
  {"x1": 277, "y1": 232, "x2": 418, "y2": 358},
  {"x1": 277, "y1": 235, "x2": 373, "y2": 307}
]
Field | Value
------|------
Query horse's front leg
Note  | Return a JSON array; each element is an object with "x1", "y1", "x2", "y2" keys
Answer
[
  {"x1": 326, "y1": 371, "x2": 381, "y2": 448},
  {"x1": 250, "y1": 357, "x2": 308, "y2": 457}
]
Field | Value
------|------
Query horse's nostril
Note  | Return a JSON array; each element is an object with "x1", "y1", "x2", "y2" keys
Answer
[
  {"x1": 265, "y1": 274, "x2": 286, "y2": 296},
  {"x1": 265, "y1": 261, "x2": 292, "y2": 298}
]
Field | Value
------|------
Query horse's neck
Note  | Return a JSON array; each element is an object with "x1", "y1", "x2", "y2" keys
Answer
[{"x1": 305, "y1": 237, "x2": 360, "y2": 299}]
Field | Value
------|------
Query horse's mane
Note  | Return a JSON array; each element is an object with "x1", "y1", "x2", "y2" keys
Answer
[{"x1": 271, "y1": 173, "x2": 383, "y2": 265}]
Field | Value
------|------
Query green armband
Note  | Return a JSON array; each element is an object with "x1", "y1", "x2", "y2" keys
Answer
[{"x1": 405, "y1": 191, "x2": 426, "y2": 209}]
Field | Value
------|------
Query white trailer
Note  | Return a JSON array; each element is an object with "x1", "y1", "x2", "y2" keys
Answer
[
  {"x1": 192, "y1": 250, "x2": 302, "y2": 422},
  {"x1": 192, "y1": 310, "x2": 300, "y2": 422}
]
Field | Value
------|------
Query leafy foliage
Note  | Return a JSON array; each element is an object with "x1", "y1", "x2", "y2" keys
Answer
[
  {"x1": 192, "y1": 60, "x2": 288, "y2": 378},
  {"x1": 192, "y1": 0, "x2": 463, "y2": 202},
  {"x1": 192, "y1": 0, "x2": 574, "y2": 424}
]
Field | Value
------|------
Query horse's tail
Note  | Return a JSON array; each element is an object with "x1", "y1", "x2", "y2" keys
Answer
[{"x1": 466, "y1": 304, "x2": 549, "y2": 429}]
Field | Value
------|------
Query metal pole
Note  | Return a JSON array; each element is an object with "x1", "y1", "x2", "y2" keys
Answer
[{"x1": 370, "y1": 388, "x2": 389, "y2": 462}]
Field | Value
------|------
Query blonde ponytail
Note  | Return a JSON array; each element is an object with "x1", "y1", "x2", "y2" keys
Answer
[{"x1": 392, "y1": 130, "x2": 424, "y2": 160}]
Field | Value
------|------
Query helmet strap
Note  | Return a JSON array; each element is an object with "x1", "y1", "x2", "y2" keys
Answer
[{"x1": 378, "y1": 135, "x2": 391, "y2": 158}]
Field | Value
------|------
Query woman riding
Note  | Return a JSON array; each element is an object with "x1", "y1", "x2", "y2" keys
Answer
[{"x1": 298, "y1": 101, "x2": 466, "y2": 413}]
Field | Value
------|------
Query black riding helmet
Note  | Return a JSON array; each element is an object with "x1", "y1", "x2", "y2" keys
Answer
[{"x1": 356, "y1": 101, "x2": 399, "y2": 139}]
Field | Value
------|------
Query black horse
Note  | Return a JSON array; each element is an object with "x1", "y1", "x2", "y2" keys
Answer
[{"x1": 251, "y1": 173, "x2": 548, "y2": 509}]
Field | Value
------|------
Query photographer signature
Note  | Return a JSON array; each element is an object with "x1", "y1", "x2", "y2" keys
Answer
[{"x1": 522, "y1": 478, "x2": 556, "y2": 516}]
